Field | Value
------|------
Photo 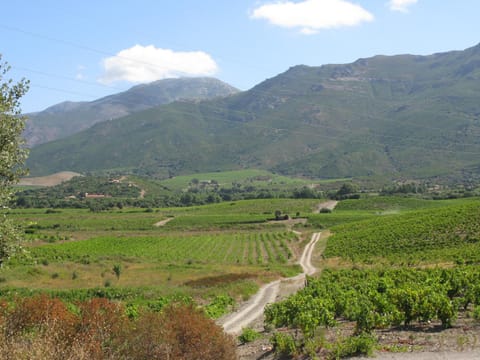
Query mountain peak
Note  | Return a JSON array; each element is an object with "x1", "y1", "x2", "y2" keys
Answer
[
  {"x1": 25, "y1": 77, "x2": 239, "y2": 147},
  {"x1": 28, "y1": 43, "x2": 480, "y2": 181}
]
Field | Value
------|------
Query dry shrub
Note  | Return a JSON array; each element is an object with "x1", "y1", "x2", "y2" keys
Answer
[
  {"x1": 75, "y1": 297, "x2": 127, "y2": 359},
  {"x1": 0, "y1": 294, "x2": 88, "y2": 360},
  {"x1": 6, "y1": 294, "x2": 77, "y2": 342},
  {"x1": 0, "y1": 328, "x2": 92, "y2": 360},
  {"x1": 0, "y1": 296, "x2": 126, "y2": 360},
  {"x1": 0, "y1": 297, "x2": 237, "y2": 360},
  {"x1": 121, "y1": 304, "x2": 237, "y2": 360}
]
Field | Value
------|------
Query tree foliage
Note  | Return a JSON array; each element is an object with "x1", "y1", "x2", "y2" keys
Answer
[{"x1": 0, "y1": 55, "x2": 29, "y2": 265}]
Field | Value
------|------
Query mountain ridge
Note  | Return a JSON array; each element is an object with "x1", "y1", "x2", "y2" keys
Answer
[
  {"x1": 27, "y1": 43, "x2": 480, "y2": 181},
  {"x1": 24, "y1": 77, "x2": 239, "y2": 146}
]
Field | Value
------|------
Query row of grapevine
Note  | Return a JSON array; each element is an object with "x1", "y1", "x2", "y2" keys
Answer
[
  {"x1": 27, "y1": 231, "x2": 297, "y2": 266},
  {"x1": 324, "y1": 202, "x2": 480, "y2": 264},
  {"x1": 265, "y1": 267, "x2": 480, "y2": 337}
]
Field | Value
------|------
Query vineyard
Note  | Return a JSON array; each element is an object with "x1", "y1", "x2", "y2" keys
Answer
[
  {"x1": 266, "y1": 267, "x2": 480, "y2": 336},
  {"x1": 261, "y1": 197, "x2": 480, "y2": 358},
  {"x1": 333, "y1": 195, "x2": 465, "y2": 212},
  {"x1": 4, "y1": 193, "x2": 480, "y2": 358},
  {"x1": 324, "y1": 201, "x2": 480, "y2": 264},
  {"x1": 29, "y1": 231, "x2": 297, "y2": 266},
  {"x1": 0, "y1": 198, "x2": 318, "y2": 312},
  {"x1": 10, "y1": 198, "x2": 319, "y2": 232}
]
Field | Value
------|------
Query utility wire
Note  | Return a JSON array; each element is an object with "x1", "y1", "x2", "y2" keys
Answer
[{"x1": 4, "y1": 23, "x2": 480, "y2": 154}]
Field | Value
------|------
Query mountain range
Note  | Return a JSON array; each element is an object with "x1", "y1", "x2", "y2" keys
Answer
[
  {"x1": 26, "y1": 43, "x2": 480, "y2": 180},
  {"x1": 24, "y1": 77, "x2": 239, "y2": 146}
]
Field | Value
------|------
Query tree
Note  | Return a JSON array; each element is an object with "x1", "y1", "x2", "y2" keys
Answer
[
  {"x1": 0, "y1": 55, "x2": 29, "y2": 266},
  {"x1": 113, "y1": 264, "x2": 122, "y2": 280}
]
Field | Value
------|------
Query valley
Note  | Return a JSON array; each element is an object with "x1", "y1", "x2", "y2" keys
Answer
[
  {"x1": 4, "y1": 175, "x2": 480, "y2": 358},
  {"x1": 3, "y1": 34, "x2": 480, "y2": 359}
]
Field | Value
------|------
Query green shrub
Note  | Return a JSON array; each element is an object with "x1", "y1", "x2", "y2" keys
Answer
[
  {"x1": 271, "y1": 332, "x2": 298, "y2": 357},
  {"x1": 238, "y1": 327, "x2": 261, "y2": 344},
  {"x1": 473, "y1": 305, "x2": 480, "y2": 321},
  {"x1": 205, "y1": 295, "x2": 234, "y2": 319},
  {"x1": 330, "y1": 333, "x2": 377, "y2": 359}
]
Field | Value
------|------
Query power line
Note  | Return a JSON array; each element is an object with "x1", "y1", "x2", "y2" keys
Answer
[
  {"x1": 23, "y1": 75, "x2": 480, "y2": 154},
  {"x1": 12, "y1": 66, "x2": 125, "y2": 92},
  {"x1": 5, "y1": 23, "x2": 480, "y2": 155}
]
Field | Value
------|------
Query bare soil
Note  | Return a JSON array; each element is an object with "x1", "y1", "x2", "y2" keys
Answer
[
  {"x1": 153, "y1": 217, "x2": 174, "y2": 227},
  {"x1": 19, "y1": 171, "x2": 81, "y2": 186},
  {"x1": 316, "y1": 200, "x2": 338, "y2": 212}
]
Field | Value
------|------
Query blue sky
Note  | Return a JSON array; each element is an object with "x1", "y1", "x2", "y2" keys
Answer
[{"x1": 2, "y1": 0, "x2": 480, "y2": 113}]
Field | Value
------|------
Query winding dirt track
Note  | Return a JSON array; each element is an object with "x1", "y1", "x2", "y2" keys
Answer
[{"x1": 219, "y1": 232, "x2": 321, "y2": 334}]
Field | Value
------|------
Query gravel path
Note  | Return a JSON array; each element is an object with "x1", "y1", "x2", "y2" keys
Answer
[{"x1": 219, "y1": 232, "x2": 321, "y2": 334}]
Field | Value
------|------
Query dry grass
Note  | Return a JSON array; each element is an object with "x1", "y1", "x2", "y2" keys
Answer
[
  {"x1": 18, "y1": 171, "x2": 81, "y2": 187},
  {"x1": 0, "y1": 296, "x2": 237, "y2": 360}
]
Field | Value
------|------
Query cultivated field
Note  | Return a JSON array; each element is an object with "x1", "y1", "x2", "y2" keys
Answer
[
  {"x1": 260, "y1": 196, "x2": 480, "y2": 359},
  {"x1": 2, "y1": 198, "x2": 319, "y2": 309},
  {"x1": 3, "y1": 194, "x2": 480, "y2": 359}
]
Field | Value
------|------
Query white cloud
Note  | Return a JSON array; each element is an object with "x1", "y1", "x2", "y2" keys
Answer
[
  {"x1": 251, "y1": 0, "x2": 374, "y2": 34},
  {"x1": 388, "y1": 0, "x2": 418, "y2": 13},
  {"x1": 99, "y1": 45, "x2": 219, "y2": 84}
]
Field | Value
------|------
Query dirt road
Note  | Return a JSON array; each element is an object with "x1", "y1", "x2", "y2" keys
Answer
[
  {"x1": 316, "y1": 200, "x2": 338, "y2": 212},
  {"x1": 153, "y1": 217, "x2": 174, "y2": 227},
  {"x1": 219, "y1": 232, "x2": 321, "y2": 334}
]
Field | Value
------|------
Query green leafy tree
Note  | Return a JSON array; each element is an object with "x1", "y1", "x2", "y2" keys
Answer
[{"x1": 0, "y1": 55, "x2": 29, "y2": 266}]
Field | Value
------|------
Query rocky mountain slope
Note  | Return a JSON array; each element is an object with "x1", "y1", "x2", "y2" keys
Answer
[
  {"x1": 24, "y1": 77, "x2": 238, "y2": 146},
  {"x1": 27, "y1": 43, "x2": 480, "y2": 180}
]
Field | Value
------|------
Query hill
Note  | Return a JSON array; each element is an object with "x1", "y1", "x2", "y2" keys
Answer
[
  {"x1": 27, "y1": 43, "x2": 480, "y2": 180},
  {"x1": 24, "y1": 77, "x2": 239, "y2": 146}
]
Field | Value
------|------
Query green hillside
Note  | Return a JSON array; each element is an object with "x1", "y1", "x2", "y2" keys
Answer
[
  {"x1": 24, "y1": 77, "x2": 238, "y2": 146},
  {"x1": 27, "y1": 43, "x2": 480, "y2": 180}
]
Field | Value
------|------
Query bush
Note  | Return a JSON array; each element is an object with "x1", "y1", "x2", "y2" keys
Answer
[
  {"x1": 5, "y1": 294, "x2": 78, "y2": 342},
  {"x1": 330, "y1": 333, "x2": 377, "y2": 359},
  {"x1": 238, "y1": 327, "x2": 261, "y2": 344},
  {"x1": 205, "y1": 295, "x2": 234, "y2": 319},
  {"x1": 0, "y1": 297, "x2": 237, "y2": 360},
  {"x1": 271, "y1": 332, "x2": 298, "y2": 357},
  {"x1": 473, "y1": 305, "x2": 480, "y2": 321},
  {"x1": 122, "y1": 304, "x2": 236, "y2": 360}
]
